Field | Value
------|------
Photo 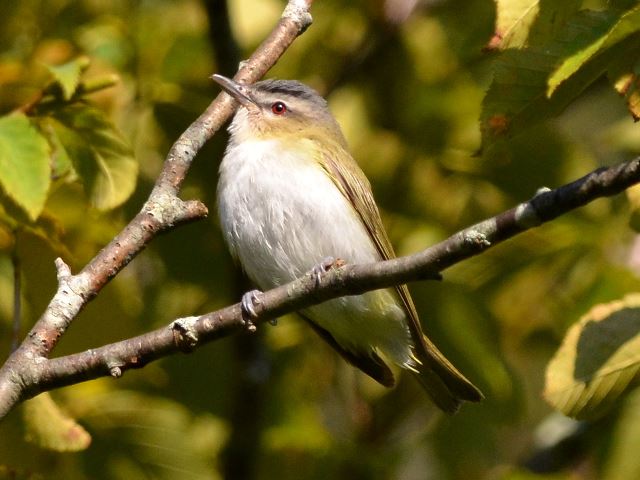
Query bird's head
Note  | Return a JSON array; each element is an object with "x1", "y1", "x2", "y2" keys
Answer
[{"x1": 212, "y1": 74, "x2": 345, "y2": 146}]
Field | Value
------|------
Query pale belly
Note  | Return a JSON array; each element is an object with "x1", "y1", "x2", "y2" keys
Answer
[{"x1": 217, "y1": 139, "x2": 412, "y2": 364}]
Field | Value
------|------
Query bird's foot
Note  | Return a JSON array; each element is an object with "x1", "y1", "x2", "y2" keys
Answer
[
  {"x1": 312, "y1": 256, "x2": 342, "y2": 287},
  {"x1": 242, "y1": 289, "x2": 279, "y2": 327},
  {"x1": 241, "y1": 289, "x2": 262, "y2": 332}
]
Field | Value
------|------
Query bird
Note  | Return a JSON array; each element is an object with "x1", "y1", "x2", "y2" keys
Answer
[{"x1": 212, "y1": 74, "x2": 483, "y2": 413}]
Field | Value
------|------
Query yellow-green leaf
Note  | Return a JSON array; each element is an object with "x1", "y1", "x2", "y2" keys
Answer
[
  {"x1": 493, "y1": 0, "x2": 540, "y2": 49},
  {"x1": 544, "y1": 294, "x2": 640, "y2": 419},
  {"x1": 44, "y1": 56, "x2": 90, "y2": 100},
  {"x1": 50, "y1": 105, "x2": 137, "y2": 210},
  {"x1": 490, "y1": 1, "x2": 582, "y2": 50},
  {"x1": 22, "y1": 393, "x2": 91, "y2": 452},
  {"x1": 482, "y1": 10, "x2": 621, "y2": 150},
  {"x1": 0, "y1": 113, "x2": 51, "y2": 220},
  {"x1": 548, "y1": 6, "x2": 640, "y2": 96}
]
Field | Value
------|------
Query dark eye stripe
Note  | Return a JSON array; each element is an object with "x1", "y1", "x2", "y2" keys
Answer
[{"x1": 260, "y1": 86, "x2": 314, "y2": 100}]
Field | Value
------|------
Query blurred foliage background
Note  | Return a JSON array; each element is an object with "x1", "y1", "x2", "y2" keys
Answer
[{"x1": 1, "y1": 0, "x2": 640, "y2": 479}]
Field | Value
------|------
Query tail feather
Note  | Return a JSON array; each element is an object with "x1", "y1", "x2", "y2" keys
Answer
[
  {"x1": 412, "y1": 334, "x2": 484, "y2": 413},
  {"x1": 412, "y1": 367, "x2": 464, "y2": 414}
]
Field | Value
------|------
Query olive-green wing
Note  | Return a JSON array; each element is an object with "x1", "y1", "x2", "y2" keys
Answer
[
  {"x1": 302, "y1": 314, "x2": 395, "y2": 387},
  {"x1": 318, "y1": 143, "x2": 482, "y2": 408}
]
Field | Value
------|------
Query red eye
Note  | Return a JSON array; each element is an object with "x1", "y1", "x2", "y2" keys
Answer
[{"x1": 271, "y1": 101, "x2": 287, "y2": 115}]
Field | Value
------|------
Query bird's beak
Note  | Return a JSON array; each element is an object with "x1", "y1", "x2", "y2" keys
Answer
[{"x1": 211, "y1": 74, "x2": 257, "y2": 108}]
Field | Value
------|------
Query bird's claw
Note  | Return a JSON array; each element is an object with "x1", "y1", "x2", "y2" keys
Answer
[
  {"x1": 241, "y1": 289, "x2": 262, "y2": 332},
  {"x1": 312, "y1": 256, "x2": 337, "y2": 287}
]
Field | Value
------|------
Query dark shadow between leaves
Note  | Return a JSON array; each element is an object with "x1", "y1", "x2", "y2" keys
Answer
[{"x1": 574, "y1": 307, "x2": 640, "y2": 382}]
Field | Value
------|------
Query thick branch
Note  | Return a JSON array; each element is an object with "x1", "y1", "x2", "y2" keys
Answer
[
  {"x1": 11, "y1": 157, "x2": 640, "y2": 405},
  {"x1": 0, "y1": 0, "x2": 314, "y2": 420}
]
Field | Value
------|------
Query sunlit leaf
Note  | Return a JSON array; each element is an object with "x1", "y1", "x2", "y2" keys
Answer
[
  {"x1": 544, "y1": 294, "x2": 640, "y2": 419},
  {"x1": 490, "y1": 1, "x2": 582, "y2": 50},
  {"x1": 492, "y1": 0, "x2": 539, "y2": 49},
  {"x1": 547, "y1": 6, "x2": 640, "y2": 96},
  {"x1": 482, "y1": 9, "x2": 621, "y2": 150},
  {"x1": 22, "y1": 393, "x2": 91, "y2": 452},
  {"x1": 0, "y1": 113, "x2": 50, "y2": 221},
  {"x1": 49, "y1": 105, "x2": 137, "y2": 210},
  {"x1": 44, "y1": 56, "x2": 90, "y2": 100}
]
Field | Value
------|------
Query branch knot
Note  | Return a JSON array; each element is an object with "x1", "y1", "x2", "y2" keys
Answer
[{"x1": 171, "y1": 317, "x2": 200, "y2": 352}]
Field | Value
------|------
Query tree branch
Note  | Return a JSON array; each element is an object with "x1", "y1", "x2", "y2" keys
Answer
[
  {"x1": 0, "y1": 0, "x2": 314, "y2": 420},
  {"x1": 5, "y1": 157, "x2": 640, "y2": 414}
]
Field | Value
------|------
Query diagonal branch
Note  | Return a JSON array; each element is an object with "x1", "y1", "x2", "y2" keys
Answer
[
  {"x1": 5, "y1": 157, "x2": 640, "y2": 416},
  {"x1": 0, "y1": 0, "x2": 314, "y2": 420}
]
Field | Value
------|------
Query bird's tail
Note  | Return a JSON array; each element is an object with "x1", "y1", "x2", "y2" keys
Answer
[{"x1": 410, "y1": 334, "x2": 484, "y2": 414}]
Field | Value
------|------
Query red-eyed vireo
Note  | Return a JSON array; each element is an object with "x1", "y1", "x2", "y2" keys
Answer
[{"x1": 212, "y1": 74, "x2": 483, "y2": 413}]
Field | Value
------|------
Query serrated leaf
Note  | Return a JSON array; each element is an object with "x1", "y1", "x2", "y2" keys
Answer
[
  {"x1": 482, "y1": 10, "x2": 621, "y2": 150},
  {"x1": 491, "y1": 1, "x2": 582, "y2": 50},
  {"x1": 44, "y1": 56, "x2": 90, "y2": 101},
  {"x1": 493, "y1": 0, "x2": 540, "y2": 49},
  {"x1": 50, "y1": 105, "x2": 137, "y2": 210},
  {"x1": 544, "y1": 294, "x2": 640, "y2": 419},
  {"x1": 22, "y1": 393, "x2": 91, "y2": 452},
  {"x1": 548, "y1": 6, "x2": 640, "y2": 96},
  {"x1": 0, "y1": 113, "x2": 51, "y2": 220}
]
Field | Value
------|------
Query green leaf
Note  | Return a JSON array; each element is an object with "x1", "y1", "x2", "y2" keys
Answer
[
  {"x1": 0, "y1": 113, "x2": 51, "y2": 220},
  {"x1": 35, "y1": 116, "x2": 75, "y2": 180},
  {"x1": 544, "y1": 294, "x2": 640, "y2": 419},
  {"x1": 49, "y1": 105, "x2": 138, "y2": 210},
  {"x1": 44, "y1": 56, "x2": 91, "y2": 100},
  {"x1": 22, "y1": 393, "x2": 91, "y2": 452},
  {"x1": 481, "y1": 9, "x2": 621, "y2": 151},
  {"x1": 548, "y1": 6, "x2": 640, "y2": 96},
  {"x1": 491, "y1": 0, "x2": 582, "y2": 50},
  {"x1": 493, "y1": 0, "x2": 541, "y2": 49}
]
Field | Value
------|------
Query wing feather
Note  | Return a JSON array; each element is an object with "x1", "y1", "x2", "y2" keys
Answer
[{"x1": 317, "y1": 141, "x2": 482, "y2": 406}]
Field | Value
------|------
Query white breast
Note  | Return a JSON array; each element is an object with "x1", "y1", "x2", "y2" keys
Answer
[
  {"x1": 217, "y1": 139, "x2": 380, "y2": 287},
  {"x1": 217, "y1": 138, "x2": 412, "y2": 366}
]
